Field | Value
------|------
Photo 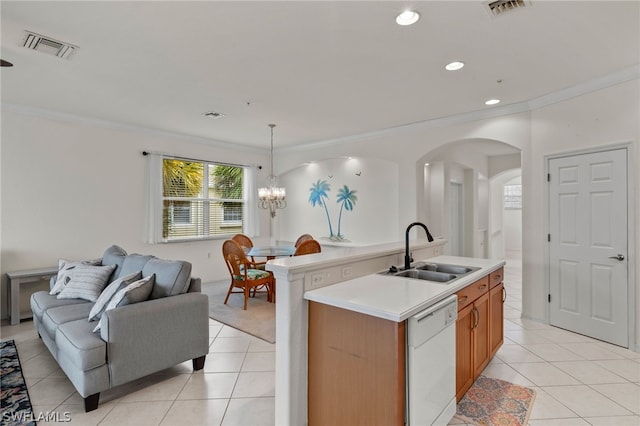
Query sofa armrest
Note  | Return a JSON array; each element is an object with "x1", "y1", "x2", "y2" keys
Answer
[
  {"x1": 99, "y1": 292, "x2": 209, "y2": 387},
  {"x1": 187, "y1": 277, "x2": 201, "y2": 293}
]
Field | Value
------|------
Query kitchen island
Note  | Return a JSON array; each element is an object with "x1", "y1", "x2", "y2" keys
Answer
[
  {"x1": 266, "y1": 238, "x2": 447, "y2": 426},
  {"x1": 304, "y1": 255, "x2": 505, "y2": 425}
]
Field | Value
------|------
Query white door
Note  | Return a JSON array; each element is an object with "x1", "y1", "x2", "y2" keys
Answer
[{"x1": 549, "y1": 148, "x2": 628, "y2": 347}]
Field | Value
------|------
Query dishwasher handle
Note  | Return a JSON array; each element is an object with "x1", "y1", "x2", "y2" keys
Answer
[{"x1": 412, "y1": 294, "x2": 458, "y2": 322}]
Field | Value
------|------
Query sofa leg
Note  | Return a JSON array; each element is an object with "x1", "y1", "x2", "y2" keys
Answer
[
  {"x1": 193, "y1": 355, "x2": 206, "y2": 371},
  {"x1": 84, "y1": 393, "x2": 100, "y2": 412}
]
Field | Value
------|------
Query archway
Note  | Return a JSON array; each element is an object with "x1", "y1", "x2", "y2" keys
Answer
[{"x1": 417, "y1": 138, "x2": 521, "y2": 257}]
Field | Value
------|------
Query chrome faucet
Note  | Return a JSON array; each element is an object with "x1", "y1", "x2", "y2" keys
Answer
[{"x1": 405, "y1": 222, "x2": 434, "y2": 270}]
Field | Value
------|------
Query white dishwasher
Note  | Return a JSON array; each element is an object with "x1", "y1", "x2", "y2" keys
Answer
[{"x1": 406, "y1": 294, "x2": 458, "y2": 425}]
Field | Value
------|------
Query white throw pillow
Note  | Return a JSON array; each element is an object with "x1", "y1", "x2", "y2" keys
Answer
[
  {"x1": 56, "y1": 264, "x2": 117, "y2": 302},
  {"x1": 88, "y1": 271, "x2": 142, "y2": 322},
  {"x1": 93, "y1": 274, "x2": 155, "y2": 333},
  {"x1": 50, "y1": 258, "x2": 102, "y2": 295}
]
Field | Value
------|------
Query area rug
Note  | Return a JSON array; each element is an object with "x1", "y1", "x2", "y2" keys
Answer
[
  {"x1": 1, "y1": 340, "x2": 36, "y2": 426},
  {"x1": 202, "y1": 281, "x2": 275, "y2": 343},
  {"x1": 455, "y1": 375, "x2": 536, "y2": 426}
]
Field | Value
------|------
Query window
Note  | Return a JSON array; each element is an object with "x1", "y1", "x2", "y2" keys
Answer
[
  {"x1": 161, "y1": 158, "x2": 245, "y2": 241},
  {"x1": 503, "y1": 184, "x2": 522, "y2": 210}
]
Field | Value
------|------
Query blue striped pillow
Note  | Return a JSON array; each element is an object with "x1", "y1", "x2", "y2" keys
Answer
[{"x1": 56, "y1": 264, "x2": 117, "y2": 302}]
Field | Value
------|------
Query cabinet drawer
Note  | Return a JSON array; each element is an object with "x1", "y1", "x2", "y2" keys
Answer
[
  {"x1": 456, "y1": 276, "x2": 489, "y2": 311},
  {"x1": 489, "y1": 268, "x2": 504, "y2": 289}
]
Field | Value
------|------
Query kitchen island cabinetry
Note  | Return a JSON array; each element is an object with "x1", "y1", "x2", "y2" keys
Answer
[
  {"x1": 489, "y1": 268, "x2": 505, "y2": 358},
  {"x1": 308, "y1": 302, "x2": 405, "y2": 426},
  {"x1": 455, "y1": 268, "x2": 505, "y2": 400},
  {"x1": 306, "y1": 257, "x2": 506, "y2": 424},
  {"x1": 455, "y1": 277, "x2": 490, "y2": 401}
]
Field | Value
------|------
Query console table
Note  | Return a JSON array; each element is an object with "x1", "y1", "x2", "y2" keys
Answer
[{"x1": 7, "y1": 267, "x2": 58, "y2": 325}]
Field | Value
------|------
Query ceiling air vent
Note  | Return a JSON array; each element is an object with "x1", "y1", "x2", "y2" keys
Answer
[
  {"x1": 23, "y1": 31, "x2": 77, "y2": 59},
  {"x1": 203, "y1": 111, "x2": 226, "y2": 119},
  {"x1": 485, "y1": 0, "x2": 531, "y2": 17}
]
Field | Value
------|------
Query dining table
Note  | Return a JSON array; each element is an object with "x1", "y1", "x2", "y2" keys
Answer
[{"x1": 247, "y1": 245, "x2": 296, "y2": 260}]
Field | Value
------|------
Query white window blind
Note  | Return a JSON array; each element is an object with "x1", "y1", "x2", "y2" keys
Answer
[
  {"x1": 148, "y1": 154, "x2": 249, "y2": 242},
  {"x1": 503, "y1": 184, "x2": 522, "y2": 210}
]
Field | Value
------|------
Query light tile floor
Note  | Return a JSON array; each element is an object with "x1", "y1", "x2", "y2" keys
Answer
[{"x1": 2, "y1": 253, "x2": 639, "y2": 425}]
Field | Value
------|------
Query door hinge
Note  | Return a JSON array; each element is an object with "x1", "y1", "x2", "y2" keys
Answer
[
  {"x1": 548, "y1": 234, "x2": 551, "y2": 242},
  {"x1": 548, "y1": 294, "x2": 551, "y2": 303},
  {"x1": 547, "y1": 173, "x2": 551, "y2": 182}
]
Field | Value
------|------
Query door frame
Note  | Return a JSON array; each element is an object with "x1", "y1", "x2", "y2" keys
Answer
[{"x1": 544, "y1": 142, "x2": 636, "y2": 350}]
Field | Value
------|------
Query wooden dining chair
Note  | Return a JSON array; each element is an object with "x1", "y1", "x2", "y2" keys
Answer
[
  {"x1": 294, "y1": 234, "x2": 314, "y2": 247},
  {"x1": 231, "y1": 233, "x2": 266, "y2": 269},
  {"x1": 294, "y1": 239, "x2": 322, "y2": 256},
  {"x1": 222, "y1": 240, "x2": 274, "y2": 309}
]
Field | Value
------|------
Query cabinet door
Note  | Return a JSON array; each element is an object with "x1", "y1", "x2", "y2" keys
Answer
[
  {"x1": 308, "y1": 302, "x2": 405, "y2": 426},
  {"x1": 456, "y1": 303, "x2": 474, "y2": 401},
  {"x1": 472, "y1": 292, "x2": 490, "y2": 379},
  {"x1": 489, "y1": 282, "x2": 504, "y2": 357}
]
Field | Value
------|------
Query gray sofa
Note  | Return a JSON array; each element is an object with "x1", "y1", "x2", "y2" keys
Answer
[{"x1": 30, "y1": 245, "x2": 209, "y2": 412}]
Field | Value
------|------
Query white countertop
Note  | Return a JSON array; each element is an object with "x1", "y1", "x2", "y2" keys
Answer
[{"x1": 304, "y1": 255, "x2": 505, "y2": 322}]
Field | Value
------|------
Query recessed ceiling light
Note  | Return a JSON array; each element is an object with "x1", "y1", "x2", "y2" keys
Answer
[
  {"x1": 396, "y1": 10, "x2": 420, "y2": 26},
  {"x1": 445, "y1": 61, "x2": 465, "y2": 71},
  {"x1": 485, "y1": 99, "x2": 501, "y2": 106}
]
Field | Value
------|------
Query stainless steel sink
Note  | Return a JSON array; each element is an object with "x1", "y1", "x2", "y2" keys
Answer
[
  {"x1": 416, "y1": 263, "x2": 478, "y2": 275},
  {"x1": 379, "y1": 262, "x2": 480, "y2": 284},
  {"x1": 393, "y1": 269, "x2": 457, "y2": 282}
]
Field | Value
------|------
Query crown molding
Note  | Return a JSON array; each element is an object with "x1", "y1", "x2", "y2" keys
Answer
[
  {"x1": 3, "y1": 64, "x2": 638, "y2": 155},
  {"x1": 283, "y1": 64, "x2": 640, "y2": 153},
  {"x1": 1, "y1": 103, "x2": 265, "y2": 154}
]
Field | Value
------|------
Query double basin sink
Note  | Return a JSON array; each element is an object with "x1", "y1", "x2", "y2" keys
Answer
[{"x1": 380, "y1": 262, "x2": 480, "y2": 284}]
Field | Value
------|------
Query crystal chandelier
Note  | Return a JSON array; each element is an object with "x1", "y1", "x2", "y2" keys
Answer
[{"x1": 258, "y1": 124, "x2": 286, "y2": 217}]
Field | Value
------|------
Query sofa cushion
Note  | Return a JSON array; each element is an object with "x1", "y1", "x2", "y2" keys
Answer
[
  {"x1": 56, "y1": 319, "x2": 107, "y2": 371},
  {"x1": 57, "y1": 264, "x2": 117, "y2": 302},
  {"x1": 43, "y1": 303, "x2": 94, "y2": 340},
  {"x1": 88, "y1": 271, "x2": 142, "y2": 322},
  {"x1": 120, "y1": 254, "x2": 155, "y2": 277},
  {"x1": 93, "y1": 274, "x2": 155, "y2": 332},
  {"x1": 102, "y1": 245, "x2": 128, "y2": 281},
  {"x1": 50, "y1": 258, "x2": 102, "y2": 295},
  {"x1": 31, "y1": 291, "x2": 88, "y2": 323},
  {"x1": 143, "y1": 258, "x2": 191, "y2": 299}
]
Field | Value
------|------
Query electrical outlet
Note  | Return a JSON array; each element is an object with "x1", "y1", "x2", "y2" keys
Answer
[
  {"x1": 311, "y1": 273, "x2": 324, "y2": 285},
  {"x1": 342, "y1": 266, "x2": 352, "y2": 278}
]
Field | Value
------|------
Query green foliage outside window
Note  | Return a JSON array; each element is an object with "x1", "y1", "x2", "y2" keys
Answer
[{"x1": 162, "y1": 159, "x2": 244, "y2": 240}]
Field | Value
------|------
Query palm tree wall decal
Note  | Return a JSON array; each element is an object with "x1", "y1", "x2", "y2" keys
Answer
[
  {"x1": 308, "y1": 179, "x2": 335, "y2": 238},
  {"x1": 336, "y1": 185, "x2": 357, "y2": 238},
  {"x1": 309, "y1": 180, "x2": 359, "y2": 241}
]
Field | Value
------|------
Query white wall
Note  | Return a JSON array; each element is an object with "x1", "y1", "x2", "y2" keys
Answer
[
  {"x1": 277, "y1": 157, "x2": 398, "y2": 245},
  {"x1": 0, "y1": 109, "x2": 271, "y2": 318},
  {"x1": 489, "y1": 169, "x2": 522, "y2": 259},
  {"x1": 525, "y1": 79, "x2": 639, "y2": 347}
]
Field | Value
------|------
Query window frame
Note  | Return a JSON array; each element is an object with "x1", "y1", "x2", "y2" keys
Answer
[
  {"x1": 503, "y1": 183, "x2": 522, "y2": 210},
  {"x1": 159, "y1": 155, "x2": 248, "y2": 243}
]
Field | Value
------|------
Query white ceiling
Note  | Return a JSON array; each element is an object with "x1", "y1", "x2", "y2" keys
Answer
[{"x1": 1, "y1": 1, "x2": 639, "y2": 150}]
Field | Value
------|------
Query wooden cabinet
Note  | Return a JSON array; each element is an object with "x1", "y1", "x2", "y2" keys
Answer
[
  {"x1": 455, "y1": 302, "x2": 474, "y2": 401},
  {"x1": 308, "y1": 301, "x2": 405, "y2": 426},
  {"x1": 455, "y1": 276, "x2": 491, "y2": 401},
  {"x1": 473, "y1": 291, "x2": 491, "y2": 379},
  {"x1": 489, "y1": 267, "x2": 504, "y2": 358}
]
